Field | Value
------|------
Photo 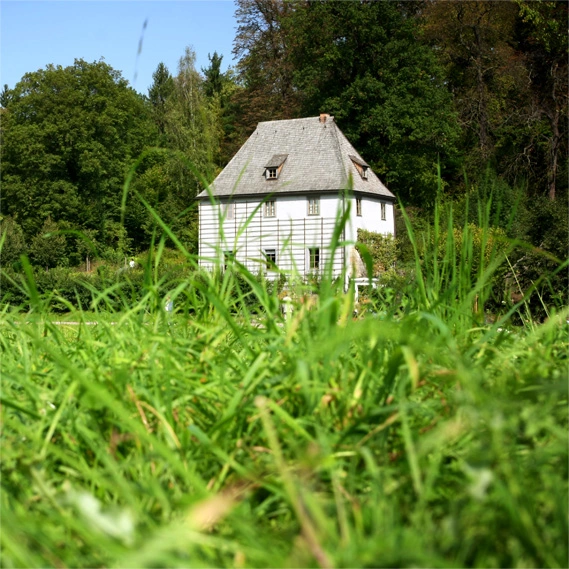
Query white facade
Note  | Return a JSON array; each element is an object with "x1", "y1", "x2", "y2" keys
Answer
[
  {"x1": 198, "y1": 193, "x2": 394, "y2": 279},
  {"x1": 196, "y1": 116, "x2": 397, "y2": 280}
]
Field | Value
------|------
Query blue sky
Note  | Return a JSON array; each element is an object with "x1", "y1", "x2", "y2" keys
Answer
[{"x1": 1, "y1": 0, "x2": 238, "y2": 95}]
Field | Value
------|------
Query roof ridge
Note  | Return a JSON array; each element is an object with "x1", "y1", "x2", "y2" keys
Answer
[
  {"x1": 257, "y1": 116, "x2": 325, "y2": 126},
  {"x1": 329, "y1": 119, "x2": 349, "y2": 189}
]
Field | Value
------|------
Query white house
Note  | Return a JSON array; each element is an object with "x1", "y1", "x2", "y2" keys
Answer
[{"x1": 197, "y1": 114, "x2": 396, "y2": 282}]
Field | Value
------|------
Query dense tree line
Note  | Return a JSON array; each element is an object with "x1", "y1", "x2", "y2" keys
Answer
[
  {"x1": 1, "y1": 51, "x2": 222, "y2": 267},
  {"x1": 1, "y1": 0, "x2": 567, "y2": 301}
]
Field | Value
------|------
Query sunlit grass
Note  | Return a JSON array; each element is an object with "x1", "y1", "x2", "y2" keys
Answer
[{"x1": 1, "y1": 199, "x2": 567, "y2": 568}]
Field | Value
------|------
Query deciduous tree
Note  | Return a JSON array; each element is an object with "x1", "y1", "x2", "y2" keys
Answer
[
  {"x1": 0, "y1": 59, "x2": 155, "y2": 250},
  {"x1": 285, "y1": 1, "x2": 461, "y2": 206}
]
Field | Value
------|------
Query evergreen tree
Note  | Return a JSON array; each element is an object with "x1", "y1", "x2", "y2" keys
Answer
[
  {"x1": 202, "y1": 52, "x2": 241, "y2": 166},
  {"x1": 148, "y1": 62, "x2": 175, "y2": 138},
  {"x1": 202, "y1": 52, "x2": 224, "y2": 99}
]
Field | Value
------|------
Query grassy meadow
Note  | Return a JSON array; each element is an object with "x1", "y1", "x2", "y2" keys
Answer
[{"x1": 1, "y1": 206, "x2": 568, "y2": 568}]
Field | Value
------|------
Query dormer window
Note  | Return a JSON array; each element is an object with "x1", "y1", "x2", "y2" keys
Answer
[
  {"x1": 264, "y1": 154, "x2": 288, "y2": 180},
  {"x1": 349, "y1": 154, "x2": 369, "y2": 180}
]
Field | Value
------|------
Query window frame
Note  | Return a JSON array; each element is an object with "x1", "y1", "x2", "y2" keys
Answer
[
  {"x1": 264, "y1": 200, "x2": 276, "y2": 218},
  {"x1": 266, "y1": 167, "x2": 277, "y2": 180},
  {"x1": 224, "y1": 202, "x2": 235, "y2": 220},
  {"x1": 356, "y1": 197, "x2": 362, "y2": 217},
  {"x1": 307, "y1": 197, "x2": 320, "y2": 216},
  {"x1": 264, "y1": 248, "x2": 277, "y2": 270},
  {"x1": 308, "y1": 247, "x2": 320, "y2": 271},
  {"x1": 380, "y1": 202, "x2": 386, "y2": 221}
]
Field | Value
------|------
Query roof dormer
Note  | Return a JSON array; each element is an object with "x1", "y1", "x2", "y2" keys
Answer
[
  {"x1": 349, "y1": 154, "x2": 369, "y2": 180},
  {"x1": 265, "y1": 154, "x2": 288, "y2": 180}
]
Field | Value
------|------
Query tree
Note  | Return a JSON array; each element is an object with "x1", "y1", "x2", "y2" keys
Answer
[
  {"x1": 421, "y1": 0, "x2": 568, "y2": 200},
  {"x1": 75, "y1": 228, "x2": 100, "y2": 272},
  {"x1": 202, "y1": 52, "x2": 225, "y2": 99},
  {"x1": 131, "y1": 48, "x2": 222, "y2": 252},
  {"x1": 148, "y1": 62, "x2": 175, "y2": 138},
  {"x1": 423, "y1": 1, "x2": 520, "y2": 163},
  {"x1": 0, "y1": 84, "x2": 11, "y2": 108},
  {"x1": 0, "y1": 216, "x2": 26, "y2": 266},
  {"x1": 515, "y1": 0, "x2": 568, "y2": 200},
  {"x1": 284, "y1": 1, "x2": 461, "y2": 206},
  {"x1": 166, "y1": 47, "x2": 220, "y2": 178},
  {"x1": 29, "y1": 217, "x2": 67, "y2": 270},
  {"x1": 202, "y1": 52, "x2": 242, "y2": 166},
  {"x1": 0, "y1": 59, "x2": 155, "y2": 254},
  {"x1": 232, "y1": 0, "x2": 300, "y2": 134}
]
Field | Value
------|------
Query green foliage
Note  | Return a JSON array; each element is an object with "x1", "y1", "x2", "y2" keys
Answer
[
  {"x1": 357, "y1": 228, "x2": 397, "y2": 277},
  {"x1": 29, "y1": 217, "x2": 68, "y2": 269},
  {"x1": 0, "y1": 216, "x2": 26, "y2": 267},
  {"x1": 138, "y1": 51, "x2": 224, "y2": 253},
  {"x1": 0, "y1": 59, "x2": 155, "y2": 249},
  {"x1": 1, "y1": 207, "x2": 567, "y2": 568},
  {"x1": 288, "y1": 1, "x2": 461, "y2": 205},
  {"x1": 148, "y1": 62, "x2": 175, "y2": 138},
  {"x1": 202, "y1": 52, "x2": 225, "y2": 99},
  {"x1": 508, "y1": 195, "x2": 569, "y2": 319}
]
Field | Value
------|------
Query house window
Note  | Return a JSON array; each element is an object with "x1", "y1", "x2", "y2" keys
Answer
[
  {"x1": 264, "y1": 200, "x2": 276, "y2": 217},
  {"x1": 356, "y1": 198, "x2": 362, "y2": 217},
  {"x1": 381, "y1": 202, "x2": 386, "y2": 221},
  {"x1": 308, "y1": 197, "x2": 320, "y2": 216},
  {"x1": 264, "y1": 249, "x2": 277, "y2": 269},
  {"x1": 224, "y1": 203, "x2": 235, "y2": 220},
  {"x1": 224, "y1": 250, "x2": 235, "y2": 271},
  {"x1": 264, "y1": 154, "x2": 288, "y2": 180},
  {"x1": 308, "y1": 248, "x2": 320, "y2": 270},
  {"x1": 349, "y1": 154, "x2": 369, "y2": 180}
]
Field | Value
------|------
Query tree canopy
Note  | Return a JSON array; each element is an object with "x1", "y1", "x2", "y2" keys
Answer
[
  {"x1": 1, "y1": 2, "x2": 566, "y2": 275},
  {"x1": 1, "y1": 59, "x2": 154, "y2": 254}
]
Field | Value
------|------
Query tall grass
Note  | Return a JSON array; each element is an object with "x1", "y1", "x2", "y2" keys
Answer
[{"x1": 1, "y1": 197, "x2": 567, "y2": 568}]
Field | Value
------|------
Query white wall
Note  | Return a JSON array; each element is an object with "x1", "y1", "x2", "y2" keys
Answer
[
  {"x1": 199, "y1": 194, "x2": 395, "y2": 279},
  {"x1": 345, "y1": 195, "x2": 394, "y2": 241}
]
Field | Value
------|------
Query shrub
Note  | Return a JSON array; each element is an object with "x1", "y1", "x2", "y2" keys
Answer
[{"x1": 357, "y1": 228, "x2": 397, "y2": 276}]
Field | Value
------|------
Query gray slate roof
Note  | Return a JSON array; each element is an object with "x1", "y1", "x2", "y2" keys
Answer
[{"x1": 197, "y1": 116, "x2": 395, "y2": 200}]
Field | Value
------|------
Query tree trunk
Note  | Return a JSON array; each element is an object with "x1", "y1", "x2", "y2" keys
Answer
[
  {"x1": 547, "y1": 62, "x2": 562, "y2": 201},
  {"x1": 548, "y1": 109, "x2": 559, "y2": 201}
]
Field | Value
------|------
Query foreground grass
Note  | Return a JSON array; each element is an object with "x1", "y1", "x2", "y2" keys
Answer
[
  {"x1": 2, "y1": 193, "x2": 568, "y2": 567},
  {"x1": 1, "y1": 273, "x2": 567, "y2": 568}
]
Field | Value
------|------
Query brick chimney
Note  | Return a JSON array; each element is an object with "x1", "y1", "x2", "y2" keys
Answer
[{"x1": 319, "y1": 113, "x2": 330, "y2": 123}]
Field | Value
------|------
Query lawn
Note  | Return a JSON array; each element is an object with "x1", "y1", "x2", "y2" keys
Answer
[
  {"x1": 2, "y1": 200, "x2": 568, "y2": 567},
  {"x1": 1, "y1": 261, "x2": 567, "y2": 568}
]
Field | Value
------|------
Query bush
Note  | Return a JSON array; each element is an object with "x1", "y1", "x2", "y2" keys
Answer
[
  {"x1": 357, "y1": 228, "x2": 397, "y2": 276},
  {"x1": 0, "y1": 216, "x2": 26, "y2": 268}
]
